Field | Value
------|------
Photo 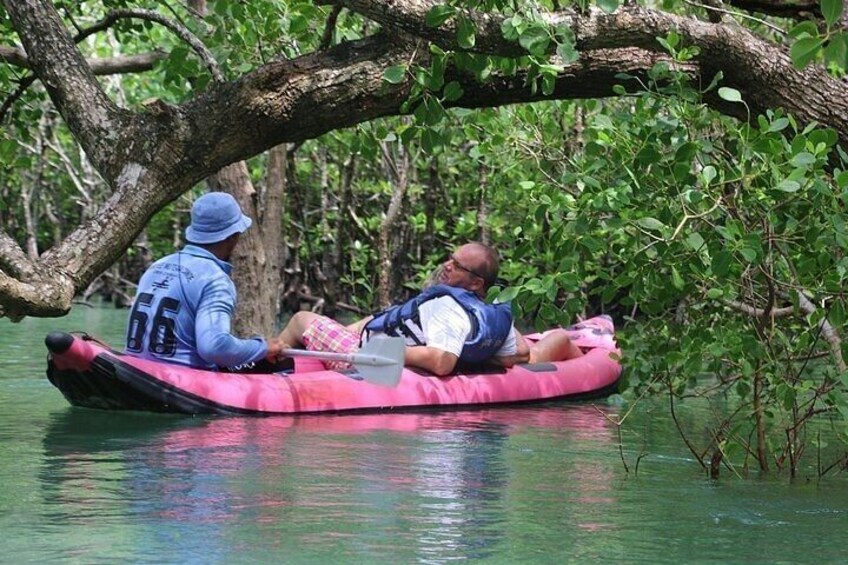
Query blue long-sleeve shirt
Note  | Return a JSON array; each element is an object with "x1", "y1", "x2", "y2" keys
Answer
[{"x1": 125, "y1": 245, "x2": 267, "y2": 370}]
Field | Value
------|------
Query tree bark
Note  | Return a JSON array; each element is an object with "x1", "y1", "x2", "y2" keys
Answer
[
  {"x1": 327, "y1": 155, "x2": 357, "y2": 316},
  {"x1": 206, "y1": 162, "x2": 282, "y2": 337},
  {"x1": 377, "y1": 141, "x2": 410, "y2": 307},
  {"x1": 265, "y1": 144, "x2": 290, "y2": 328},
  {"x1": 477, "y1": 164, "x2": 491, "y2": 246}
]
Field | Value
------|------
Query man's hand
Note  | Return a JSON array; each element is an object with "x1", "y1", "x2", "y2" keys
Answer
[{"x1": 265, "y1": 338, "x2": 290, "y2": 363}]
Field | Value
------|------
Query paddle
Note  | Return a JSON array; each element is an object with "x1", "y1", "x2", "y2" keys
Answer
[{"x1": 281, "y1": 335, "x2": 406, "y2": 387}]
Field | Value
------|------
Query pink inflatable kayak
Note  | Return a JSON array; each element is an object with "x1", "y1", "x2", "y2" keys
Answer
[{"x1": 45, "y1": 316, "x2": 622, "y2": 415}]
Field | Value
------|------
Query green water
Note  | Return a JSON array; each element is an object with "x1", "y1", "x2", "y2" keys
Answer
[{"x1": 1, "y1": 307, "x2": 846, "y2": 563}]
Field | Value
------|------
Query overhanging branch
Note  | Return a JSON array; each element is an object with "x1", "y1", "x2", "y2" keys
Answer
[{"x1": 0, "y1": 46, "x2": 164, "y2": 74}]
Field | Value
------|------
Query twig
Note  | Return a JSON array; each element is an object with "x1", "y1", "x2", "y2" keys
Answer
[
  {"x1": 321, "y1": 6, "x2": 344, "y2": 50},
  {"x1": 92, "y1": 9, "x2": 224, "y2": 82},
  {"x1": 683, "y1": 0, "x2": 787, "y2": 35}
]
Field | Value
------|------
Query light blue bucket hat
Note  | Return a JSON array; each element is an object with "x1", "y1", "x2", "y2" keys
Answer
[{"x1": 185, "y1": 192, "x2": 253, "y2": 244}]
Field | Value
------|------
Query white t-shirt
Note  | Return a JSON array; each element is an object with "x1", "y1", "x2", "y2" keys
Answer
[{"x1": 416, "y1": 296, "x2": 517, "y2": 358}]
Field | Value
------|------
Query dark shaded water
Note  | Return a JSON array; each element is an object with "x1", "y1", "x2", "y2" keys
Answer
[{"x1": 1, "y1": 307, "x2": 847, "y2": 563}]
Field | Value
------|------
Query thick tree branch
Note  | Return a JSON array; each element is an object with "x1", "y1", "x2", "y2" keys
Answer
[{"x1": 324, "y1": 0, "x2": 847, "y2": 150}]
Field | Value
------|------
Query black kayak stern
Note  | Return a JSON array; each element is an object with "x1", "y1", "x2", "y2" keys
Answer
[{"x1": 45, "y1": 331, "x2": 75, "y2": 355}]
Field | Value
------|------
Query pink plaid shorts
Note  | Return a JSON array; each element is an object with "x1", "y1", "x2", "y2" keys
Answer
[{"x1": 302, "y1": 317, "x2": 359, "y2": 370}]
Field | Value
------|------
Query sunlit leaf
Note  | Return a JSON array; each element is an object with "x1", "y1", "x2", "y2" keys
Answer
[
  {"x1": 790, "y1": 152, "x2": 816, "y2": 167},
  {"x1": 457, "y1": 17, "x2": 476, "y2": 49},
  {"x1": 597, "y1": 0, "x2": 620, "y2": 13},
  {"x1": 775, "y1": 180, "x2": 801, "y2": 192},
  {"x1": 636, "y1": 217, "x2": 665, "y2": 231},
  {"x1": 671, "y1": 266, "x2": 685, "y2": 289},
  {"x1": 519, "y1": 26, "x2": 550, "y2": 56},
  {"x1": 767, "y1": 118, "x2": 790, "y2": 133},
  {"x1": 790, "y1": 36, "x2": 824, "y2": 69},
  {"x1": 556, "y1": 41, "x2": 579, "y2": 64},
  {"x1": 497, "y1": 286, "x2": 521, "y2": 303},
  {"x1": 686, "y1": 232, "x2": 705, "y2": 251},
  {"x1": 425, "y1": 5, "x2": 456, "y2": 27},
  {"x1": 718, "y1": 87, "x2": 742, "y2": 103},
  {"x1": 383, "y1": 65, "x2": 406, "y2": 84},
  {"x1": 701, "y1": 165, "x2": 717, "y2": 184},
  {"x1": 738, "y1": 247, "x2": 757, "y2": 262}
]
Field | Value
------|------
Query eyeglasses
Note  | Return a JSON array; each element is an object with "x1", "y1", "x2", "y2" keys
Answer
[{"x1": 449, "y1": 254, "x2": 487, "y2": 281}]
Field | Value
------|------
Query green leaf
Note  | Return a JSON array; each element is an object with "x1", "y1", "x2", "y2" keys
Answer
[
  {"x1": 686, "y1": 232, "x2": 705, "y2": 251},
  {"x1": 420, "y1": 128, "x2": 443, "y2": 152},
  {"x1": 429, "y1": 44, "x2": 446, "y2": 56},
  {"x1": 597, "y1": 0, "x2": 620, "y2": 13},
  {"x1": 790, "y1": 152, "x2": 816, "y2": 167},
  {"x1": 666, "y1": 30, "x2": 680, "y2": 49},
  {"x1": 775, "y1": 179, "x2": 801, "y2": 192},
  {"x1": 594, "y1": 115, "x2": 614, "y2": 129},
  {"x1": 767, "y1": 117, "x2": 790, "y2": 133},
  {"x1": 422, "y1": 97, "x2": 447, "y2": 125},
  {"x1": 425, "y1": 5, "x2": 456, "y2": 28},
  {"x1": 703, "y1": 70, "x2": 724, "y2": 93},
  {"x1": 636, "y1": 217, "x2": 665, "y2": 231},
  {"x1": 711, "y1": 250, "x2": 732, "y2": 277},
  {"x1": 671, "y1": 266, "x2": 685, "y2": 290},
  {"x1": 442, "y1": 81, "x2": 464, "y2": 102},
  {"x1": 383, "y1": 65, "x2": 406, "y2": 84},
  {"x1": 789, "y1": 20, "x2": 818, "y2": 38},
  {"x1": 496, "y1": 286, "x2": 521, "y2": 303},
  {"x1": 701, "y1": 165, "x2": 717, "y2": 185},
  {"x1": 790, "y1": 36, "x2": 824, "y2": 69},
  {"x1": 501, "y1": 18, "x2": 519, "y2": 40},
  {"x1": 429, "y1": 56, "x2": 446, "y2": 90},
  {"x1": 657, "y1": 33, "x2": 678, "y2": 54},
  {"x1": 706, "y1": 288, "x2": 724, "y2": 299},
  {"x1": 0, "y1": 139, "x2": 16, "y2": 164},
  {"x1": 823, "y1": 32, "x2": 848, "y2": 70},
  {"x1": 821, "y1": 0, "x2": 844, "y2": 27},
  {"x1": 739, "y1": 247, "x2": 757, "y2": 262},
  {"x1": 718, "y1": 87, "x2": 742, "y2": 103},
  {"x1": 457, "y1": 17, "x2": 476, "y2": 49},
  {"x1": 289, "y1": 14, "x2": 308, "y2": 34},
  {"x1": 519, "y1": 26, "x2": 551, "y2": 56},
  {"x1": 556, "y1": 41, "x2": 579, "y2": 64}
]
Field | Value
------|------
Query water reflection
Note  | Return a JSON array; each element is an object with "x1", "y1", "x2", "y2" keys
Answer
[{"x1": 40, "y1": 405, "x2": 617, "y2": 562}]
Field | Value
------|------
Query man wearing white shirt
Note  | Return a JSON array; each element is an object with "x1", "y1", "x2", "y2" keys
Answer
[{"x1": 277, "y1": 242, "x2": 528, "y2": 376}]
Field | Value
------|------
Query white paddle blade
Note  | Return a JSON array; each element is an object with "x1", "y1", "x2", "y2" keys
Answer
[{"x1": 352, "y1": 336, "x2": 405, "y2": 387}]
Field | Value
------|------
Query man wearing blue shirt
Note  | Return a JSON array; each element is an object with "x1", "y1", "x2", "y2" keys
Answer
[{"x1": 125, "y1": 192, "x2": 284, "y2": 370}]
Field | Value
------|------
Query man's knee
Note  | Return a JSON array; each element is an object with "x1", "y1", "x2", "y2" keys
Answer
[{"x1": 292, "y1": 311, "x2": 321, "y2": 332}]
